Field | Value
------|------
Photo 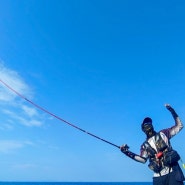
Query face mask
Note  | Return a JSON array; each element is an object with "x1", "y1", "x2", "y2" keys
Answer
[{"x1": 142, "y1": 123, "x2": 155, "y2": 138}]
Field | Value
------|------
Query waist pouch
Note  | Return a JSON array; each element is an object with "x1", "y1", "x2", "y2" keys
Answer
[
  {"x1": 163, "y1": 150, "x2": 180, "y2": 166},
  {"x1": 148, "y1": 160, "x2": 162, "y2": 173}
]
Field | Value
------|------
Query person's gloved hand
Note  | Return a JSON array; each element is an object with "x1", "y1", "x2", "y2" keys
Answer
[
  {"x1": 120, "y1": 144, "x2": 129, "y2": 153},
  {"x1": 165, "y1": 103, "x2": 178, "y2": 118},
  {"x1": 165, "y1": 104, "x2": 173, "y2": 111}
]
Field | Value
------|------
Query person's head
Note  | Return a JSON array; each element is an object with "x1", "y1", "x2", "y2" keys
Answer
[{"x1": 141, "y1": 117, "x2": 156, "y2": 138}]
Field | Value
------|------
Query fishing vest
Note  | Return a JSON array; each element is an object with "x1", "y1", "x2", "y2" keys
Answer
[{"x1": 144, "y1": 132, "x2": 180, "y2": 173}]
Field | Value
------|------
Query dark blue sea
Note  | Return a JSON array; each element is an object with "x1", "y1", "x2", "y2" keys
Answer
[{"x1": 0, "y1": 182, "x2": 152, "y2": 185}]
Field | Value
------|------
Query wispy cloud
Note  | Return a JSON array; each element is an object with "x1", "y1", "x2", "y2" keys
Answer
[
  {"x1": 0, "y1": 61, "x2": 45, "y2": 127},
  {"x1": 12, "y1": 163, "x2": 38, "y2": 170},
  {"x1": 2, "y1": 109, "x2": 43, "y2": 127},
  {"x1": 21, "y1": 105, "x2": 39, "y2": 117},
  {"x1": 0, "y1": 140, "x2": 34, "y2": 153},
  {"x1": 0, "y1": 62, "x2": 32, "y2": 102},
  {"x1": 0, "y1": 122, "x2": 14, "y2": 130}
]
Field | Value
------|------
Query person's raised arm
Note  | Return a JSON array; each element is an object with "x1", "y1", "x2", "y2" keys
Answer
[{"x1": 165, "y1": 104, "x2": 183, "y2": 136}]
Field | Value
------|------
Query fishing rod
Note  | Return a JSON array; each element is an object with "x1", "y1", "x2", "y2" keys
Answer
[{"x1": 0, "y1": 79, "x2": 120, "y2": 149}]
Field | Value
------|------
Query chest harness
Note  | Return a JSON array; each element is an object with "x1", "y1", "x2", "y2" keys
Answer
[{"x1": 143, "y1": 132, "x2": 180, "y2": 174}]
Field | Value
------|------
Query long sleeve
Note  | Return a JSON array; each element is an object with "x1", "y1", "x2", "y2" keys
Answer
[
  {"x1": 163, "y1": 105, "x2": 184, "y2": 138},
  {"x1": 120, "y1": 146, "x2": 147, "y2": 163},
  {"x1": 170, "y1": 117, "x2": 183, "y2": 137}
]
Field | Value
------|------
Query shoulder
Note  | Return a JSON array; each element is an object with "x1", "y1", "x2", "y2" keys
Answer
[
  {"x1": 158, "y1": 131, "x2": 169, "y2": 143},
  {"x1": 159, "y1": 129, "x2": 171, "y2": 139}
]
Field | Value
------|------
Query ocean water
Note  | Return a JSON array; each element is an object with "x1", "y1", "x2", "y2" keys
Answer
[{"x1": 0, "y1": 182, "x2": 152, "y2": 185}]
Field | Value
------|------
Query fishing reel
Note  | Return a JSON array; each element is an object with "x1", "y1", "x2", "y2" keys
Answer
[
  {"x1": 124, "y1": 144, "x2": 130, "y2": 150},
  {"x1": 120, "y1": 144, "x2": 130, "y2": 152}
]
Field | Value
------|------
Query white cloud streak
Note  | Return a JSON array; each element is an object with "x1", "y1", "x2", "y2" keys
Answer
[
  {"x1": 12, "y1": 163, "x2": 38, "y2": 170},
  {"x1": 2, "y1": 109, "x2": 43, "y2": 127},
  {"x1": 0, "y1": 140, "x2": 34, "y2": 153},
  {"x1": 0, "y1": 62, "x2": 32, "y2": 102},
  {"x1": 21, "y1": 105, "x2": 39, "y2": 117},
  {"x1": 0, "y1": 61, "x2": 44, "y2": 127}
]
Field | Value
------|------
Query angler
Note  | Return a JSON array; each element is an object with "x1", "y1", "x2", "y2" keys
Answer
[{"x1": 120, "y1": 104, "x2": 185, "y2": 185}]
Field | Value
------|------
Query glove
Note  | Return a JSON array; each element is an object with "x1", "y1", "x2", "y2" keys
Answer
[
  {"x1": 165, "y1": 104, "x2": 173, "y2": 111},
  {"x1": 120, "y1": 144, "x2": 129, "y2": 153},
  {"x1": 165, "y1": 104, "x2": 178, "y2": 118},
  {"x1": 120, "y1": 144, "x2": 137, "y2": 160}
]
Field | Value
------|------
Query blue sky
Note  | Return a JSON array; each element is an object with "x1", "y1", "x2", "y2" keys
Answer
[{"x1": 0, "y1": 0, "x2": 185, "y2": 182}]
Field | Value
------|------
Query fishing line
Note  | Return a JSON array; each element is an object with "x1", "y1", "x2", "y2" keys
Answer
[{"x1": 0, "y1": 79, "x2": 120, "y2": 149}]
